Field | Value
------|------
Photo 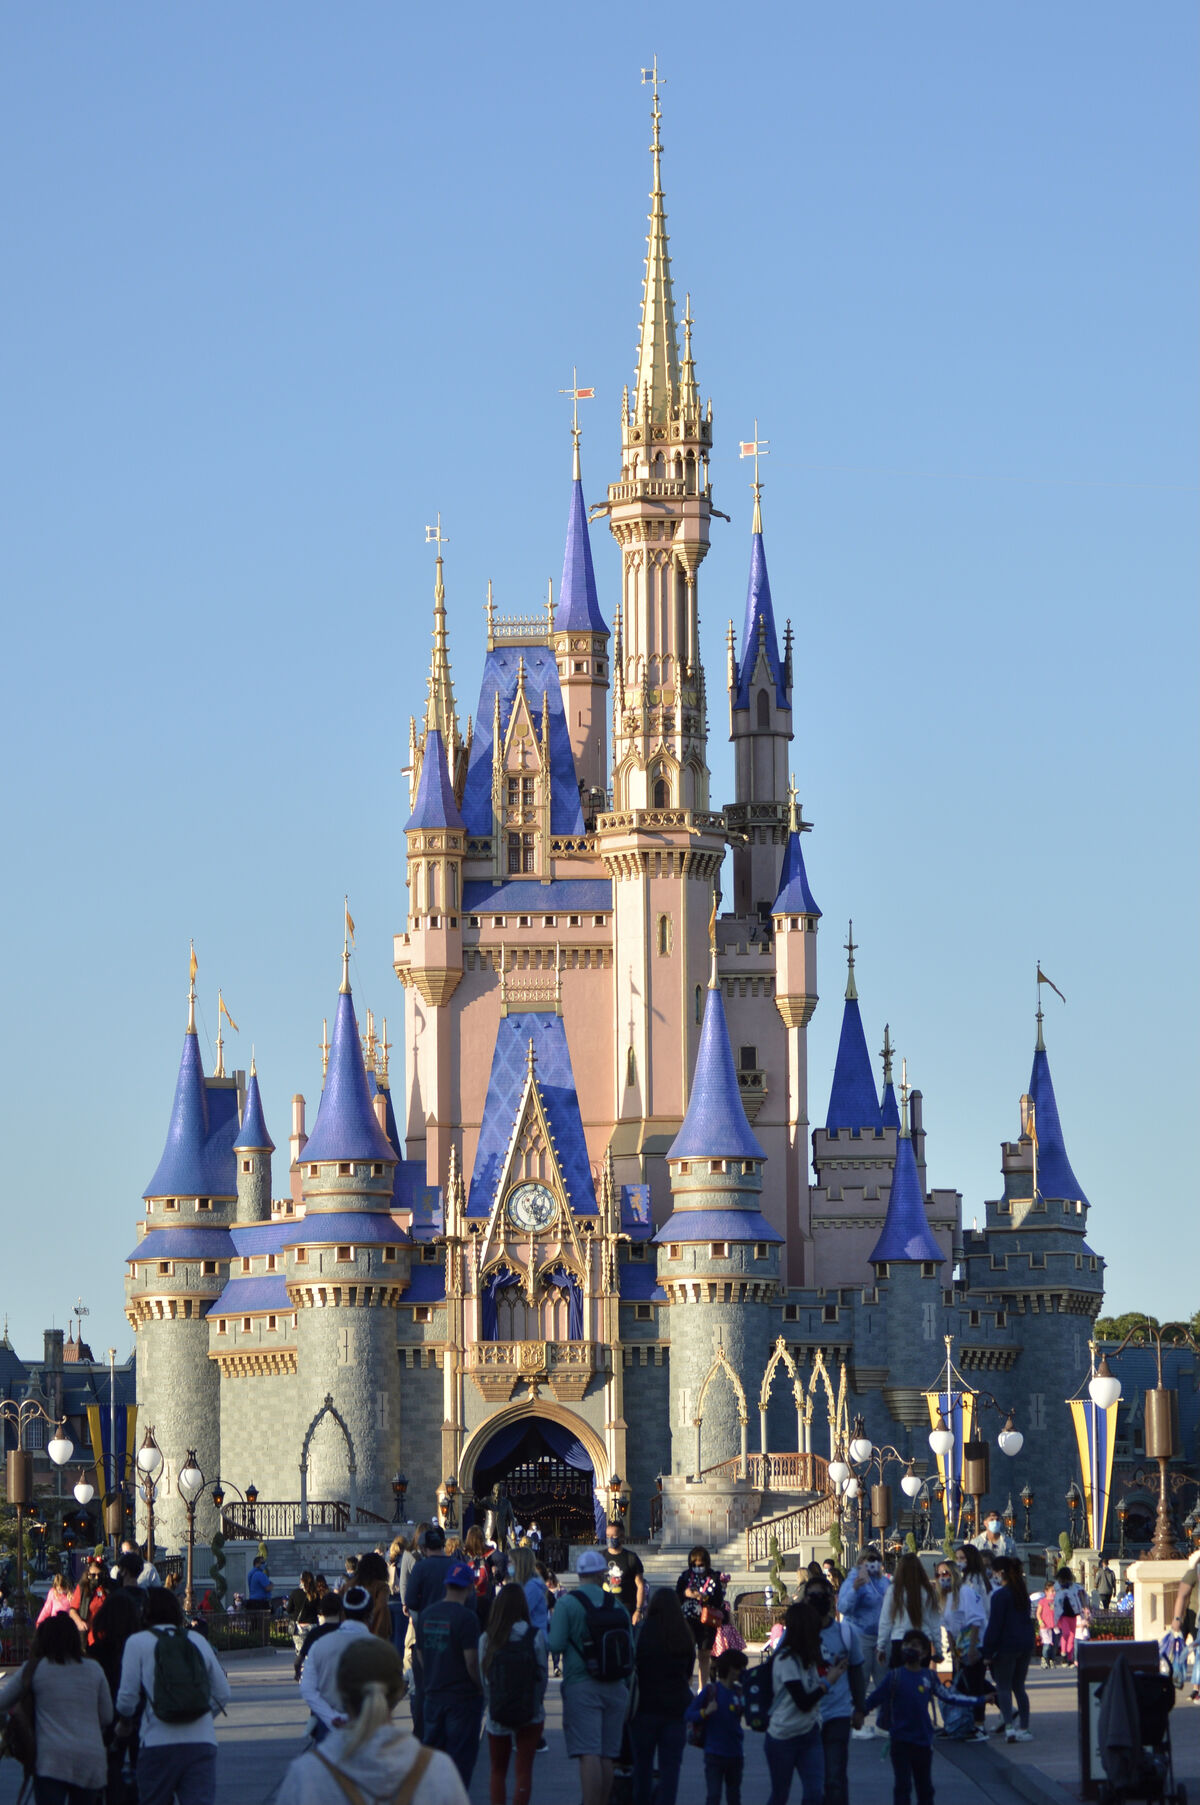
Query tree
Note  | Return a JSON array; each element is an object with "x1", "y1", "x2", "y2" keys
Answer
[{"x1": 1093, "y1": 1313, "x2": 1160, "y2": 1343}]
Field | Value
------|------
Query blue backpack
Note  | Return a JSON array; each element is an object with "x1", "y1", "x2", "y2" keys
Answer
[{"x1": 742, "y1": 1650, "x2": 775, "y2": 1733}]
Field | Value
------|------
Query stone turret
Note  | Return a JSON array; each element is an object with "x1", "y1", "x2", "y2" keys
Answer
[
  {"x1": 728, "y1": 493, "x2": 793, "y2": 917},
  {"x1": 234, "y1": 1062, "x2": 274, "y2": 1224},
  {"x1": 554, "y1": 430, "x2": 609, "y2": 809}
]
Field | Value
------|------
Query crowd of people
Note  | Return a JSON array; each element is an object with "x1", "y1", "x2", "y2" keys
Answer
[{"x1": 0, "y1": 1515, "x2": 1125, "y2": 1805}]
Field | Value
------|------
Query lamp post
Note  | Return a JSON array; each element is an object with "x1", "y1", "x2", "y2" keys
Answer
[
  {"x1": 844, "y1": 1419, "x2": 909, "y2": 1553},
  {"x1": 391, "y1": 1473, "x2": 409, "y2": 1524},
  {"x1": 1020, "y1": 1484, "x2": 1034, "y2": 1544},
  {"x1": 924, "y1": 1339, "x2": 1022, "y2": 1541},
  {"x1": 0, "y1": 1402, "x2": 73, "y2": 1622},
  {"x1": 245, "y1": 1483, "x2": 259, "y2": 1538},
  {"x1": 135, "y1": 1427, "x2": 164, "y2": 1568},
  {"x1": 177, "y1": 1452, "x2": 205, "y2": 1617},
  {"x1": 1065, "y1": 1483, "x2": 1083, "y2": 1549},
  {"x1": 1082, "y1": 1321, "x2": 1191, "y2": 1560}
]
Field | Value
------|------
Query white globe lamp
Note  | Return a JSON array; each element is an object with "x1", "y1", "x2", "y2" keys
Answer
[
  {"x1": 828, "y1": 1457, "x2": 850, "y2": 1486},
  {"x1": 901, "y1": 1471, "x2": 923, "y2": 1500},
  {"x1": 928, "y1": 1416, "x2": 955, "y2": 1459},
  {"x1": 997, "y1": 1417, "x2": 1023, "y2": 1457},
  {"x1": 47, "y1": 1429, "x2": 73, "y2": 1467},
  {"x1": 178, "y1": 1463, "x2": 205, "y2": 1507},
  {"x1": 849, "y1": 1433, "x2": 873, "y2": 1465},
  {"x1": 136, "y1": 1436, "x2": 164, "y2": 1482},
  {"x1": 73, "y1": 1480, "x2": 94, "y2": 1507},
  {"x1": 1088, "y1": 1357, "x2": 1122, "y2": 1410}
]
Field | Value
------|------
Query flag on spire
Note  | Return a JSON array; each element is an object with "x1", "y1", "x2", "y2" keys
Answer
[
  {"x1": 1037, "y1": 965, "x2": 1066, "y2": 1003},
  {"x1": 218, "y1": 993, "x2": 239, "y2": 1034}
]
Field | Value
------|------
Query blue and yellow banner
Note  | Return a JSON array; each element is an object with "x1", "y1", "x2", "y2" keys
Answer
[
  {"x1": 1069, "y1": 1398, "x2": 1117, "y2": 1553},
  {"x1": 926, "y1": 1390, "x2": 974, "y2": 1531},
  {"x1": 85, "y1": 1404, "x2": 138, "y2": 1498}
]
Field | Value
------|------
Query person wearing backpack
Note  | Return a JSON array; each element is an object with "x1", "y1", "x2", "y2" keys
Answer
[
  {"x1": 1052, "y1": 1565, "x2": 1086, "y2": 1665},
  {"x1": 0, "y1": 1610, "x2": 113, "y2": 1803},
  {"x1": 629, "y1": 1587, "x2": 694, "y2": 1805},
  {"x1": 478, "y1": 1582, "x2": 547, "y2": 1805},
  {"x1": 113, "y1": 1584, "x2": 230, "y2": 1805},
  {"x1": 805, "y1": 1583, "x2": 865, "y2": 1805},
  {"x1": 547, "y1": 1549, "x2": 633, "y2": 1805},
  {"x1": 686, "y1": 1647, "x2": 747, "y2": 1805},
  {"x1": 763, "y1": 1600, "x2": 845, "y2": 1805},
  {"x1": 414, "y1": 1561, "x2": 484, "y2": 1786}
]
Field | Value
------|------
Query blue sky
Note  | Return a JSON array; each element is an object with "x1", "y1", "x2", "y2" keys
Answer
[{"x1": 1, "y1": 3, "x2": 1195, "y2": 1361}]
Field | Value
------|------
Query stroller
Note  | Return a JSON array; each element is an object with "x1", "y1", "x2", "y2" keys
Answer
[{"x1": 1096, "y1": 1655, "x2": 1186, "y2": 1804}]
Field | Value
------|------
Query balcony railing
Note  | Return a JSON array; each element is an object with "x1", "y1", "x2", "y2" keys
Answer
[
  {"x1": 701, "y1": 1451, "x2": 829, "y2": 1494},
  {"x1": 220, "y1": 1500, "x2": 389, "y2": 1541}
]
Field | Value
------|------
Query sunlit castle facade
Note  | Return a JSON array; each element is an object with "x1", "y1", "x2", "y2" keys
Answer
[{"x1": 127, "y1": 87, "x2": 1105, "y2": 1559}]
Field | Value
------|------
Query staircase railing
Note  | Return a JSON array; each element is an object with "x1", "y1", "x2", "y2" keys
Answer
[
  {"x1": 745, "y1": 1491, "x2": 837, "y2": 1566},
  {"x1": 220, "y1": 1500, "x2": 389, "y2": 1540},
  {"x1": 699, "y1": 1452, "x2": 829, "y2": 1494}
]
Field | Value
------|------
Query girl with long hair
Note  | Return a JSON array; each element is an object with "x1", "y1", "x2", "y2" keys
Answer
[
  {"x1": 935, "y1": 1556, "x2": 988, "y2": 1733},
  {"x1": 277, "y1": 1637, "x2": 468, "y2": 1805},
  {"x1": 630, "y1": 1587, "x2": 695, "y2": 1805},
  {"x1": 675, "y1": 1545, "x2": 726, "y2": 1685},
  {"x1": 0, "y1": 1611, "x2": 113, "y2": 1801},
  {"x1": 36, "y1": 1569, "x2": 75, "y2": 1625},
  {"x1": 479, "y1": 1582, "x2": 547, "y2": 1805},
  {"x1": 876, "y1": 1554, "x2": 942, "y2": 1668},
  {"x1": 510, "y1": 1546, "x2": 548, "y2": 1637},
  {"x1": 981, "y1": 1557, "x2": 1035, "y2": 1741},
  {"x1": 765, "y1": 1600, "x2": 845, "y2": 1805},
  {"x1": 465, "y1": 1524, "x2": 496, "y2": 1624}
]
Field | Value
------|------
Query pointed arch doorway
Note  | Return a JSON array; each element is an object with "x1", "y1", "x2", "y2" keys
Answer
[{"x1": 460, "y1": 1403, "x2": 607, "y2": 1569}]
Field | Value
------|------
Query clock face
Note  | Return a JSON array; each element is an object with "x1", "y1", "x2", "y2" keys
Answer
[{"x1": 506, "y1": 1182, "x2": 557, "y2": 1233}]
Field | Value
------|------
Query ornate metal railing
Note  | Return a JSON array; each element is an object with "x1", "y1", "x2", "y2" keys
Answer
[
  {"x1": 597, "y1": 809, "x2": 727, "y2": 835},
  {"x1": 745, "y1": 1492, "x2": 837, "y2": 1566},
  {"x1": 220, "y1": 1500, "x2": 388, "y2": 1540},
  {"x1": 700, "y1": 1452, "x2": 829, "y2": 1494}
]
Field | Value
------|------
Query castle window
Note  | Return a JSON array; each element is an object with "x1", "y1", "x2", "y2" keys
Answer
[
  {"x1": 1030, "y1": 1251, "x2": 1046, "y2": 1269},
  {"x1": 519, "y1": 915, "x2": 531, "y2": 928},
  {"x1": 593, "y1": 914, "x2": 606, "y2": 926},
  {"x1": 507, "y1": 835, "x2": 521, "y2": 873},
  {"x1": 739, "y1": 1045, "x2": 757, "y2": 1071},
  {"x1": 653, "y1": 777, "x2": 670, "y2": 808},
  {"x1": 657, "y1": 914, "x2": 672, "y2": 956},
  {"x1": 336, "y1": 1246, "x2": 353, "y2": 1263},
  {"x1": 469, "y1": 916, "x2": 481, "y2": 928},
  {"x1": 507, "y1": 778, "x2": 519, "y2": 807},
  {"x1": 292, "y1": 1313, "x2": 298, "y2": 1328},
  {"x1": 573, "y1": 661, "x2": 585, "y2": 673},
  {"x1": 668, "y1": 1244, "x2": 680, "y2": 1261},
  {"x1": 710, "y1": 1160, "x2": 726, "y2": 1174},
  {"x1": 742, "y1": 1161, "x2": 756, "y2": 1176},
  {"x1": 996, "y1": 1312, "x2": 1007, "y2": 1328},
  {"x1": 756, "y1": 690, "x2": 770, "y2": 729},
  {"x1": 755, "y1": 1243, "x2": 768, "y2": 1260},
  {"x1": 285, "y1": 1200, "x2": 294, "y2": 1214},
  {"x1": 217, "y1": 1320, "x2": 227, "y2": 1335},
  {"x1": 1089, "y1": 1256, "x2": 1098, "y2": 1271},
  {"x1": 267, "y1": 1316, "x2": 277, "y2": 1331},
  {"x1": 383, "y1": 1246, "x2": 397, "y2": 1262},
  {"x1": 164, "y1": 1199, "x2": 178, "y2": 1212},
  {"x1": 241, "y1": 1160, "x2": 252, "y2": 1175},
  {"x1": 372, "y1": 1164, "x2": 383, "y2": 1177},
  {"x1": 202, "y1": 1261, "x2": 217, "y2": 1275},
  {"x1": 266, "y1": 1255, "x2": 277, "y2": 1272},
  {"x1": 678, "y1": 1161, "x2": 690, "y2": 1175},
  {"x1": 710, "y1": 1242, "x2": 728, "y2": 1259},
  {"x1": 338, "y1": 1163, "x2": 352, "y2": 1177},
  {"x1": 158, "y1": 1261, "x2": 171, "y2": 1275},
  {"x1": 823, "y1": 1304, "x2": 839, "y2": 1323},
  {"x1": 308, "y1": 1164, "x2": 319, "y2": 1178},
  {"x1": 413, "y1": 1306, "x2": 432, "y2": 1323},
  {"x1": 197, "y1": 1198, "x2": 211, "y2": 1210},
  {"x1": 875, "y1": 1263, "x2": 890, "y2": 1278},
  {"x1": 569, "y1": 915, "x2": 581, "y2": 927},
  {"x1": 783, "y1": 1304, "x2": 799, "y2": 1321},
  {"x1": 294, "y1": 1248, "x2": 308, "y2": 1264},
  {"x1": 630, "y1": 1242, "x2": 646, "y2": 1260},
  {"x1": 695, "y1": 986, "x2": 703, "y2": 1024},
  {"x1": 921, "y1": 1262, "x2": 937, "y2": 1278},
  {"x1": 422, "y1": 1245, "x2": 439, "y2": 1263},
  {"x1": 634, "y1": 1303, "x2": 652, "y2": 1320},
  {"x1": 543, "y1": 915, "x2": 556, "y2": 928},
  {"x1": 242, "y1": 1317, "x2": 252, "y2": 1333},
  {"x1": 493, "y1": 916, "x2": 506, "y2": 927}
]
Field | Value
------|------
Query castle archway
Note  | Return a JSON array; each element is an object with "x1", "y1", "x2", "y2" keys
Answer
[
  {"x1": 459, "y1": 1403, "x2": 608, "y2": 1566},
  {"x1": 298, "y1": 1393, "x2": 357, "y2": 1529}
]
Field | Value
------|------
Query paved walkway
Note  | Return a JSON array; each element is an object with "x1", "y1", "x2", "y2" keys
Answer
[{"x1": 1, "y1": 1649, "x2": 1197, "y2": 1802}]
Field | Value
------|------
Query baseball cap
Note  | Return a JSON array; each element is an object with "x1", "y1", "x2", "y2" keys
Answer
[
  {"x1": 445, "y1": 1561, "x2": 476, "y2": 1589},
  {"x1": 577, "y1": 1548, "x2": 607, "y2": 1577}
]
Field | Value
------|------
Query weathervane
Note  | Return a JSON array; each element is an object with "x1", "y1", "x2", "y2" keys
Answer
[{"x1": 740, "y1": 420, "x2": 770, "y2": 529}]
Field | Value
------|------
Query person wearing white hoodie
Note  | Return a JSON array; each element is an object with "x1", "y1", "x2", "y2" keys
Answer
[{"x1": 279, "y1": 1638, "x2": 468, "y2": 1805}]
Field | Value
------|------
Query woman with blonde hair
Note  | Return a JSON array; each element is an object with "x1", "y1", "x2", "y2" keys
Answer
[
  {"x1": 277, "y1": 1637, "x2": 468, "y2": 1805},
  {"x1": 875, "y1": 1553, "x2": 942, "y2": 1668}
]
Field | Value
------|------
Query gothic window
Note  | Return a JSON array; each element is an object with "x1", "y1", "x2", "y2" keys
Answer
[
  {"x1": 428, "y1": 863, "x2": 439, "y2": 909},
  {"x1": 626, "y1": 1046, "x2": 637, "y2": 1088},
  {"x1": 447, "y1": 865, "x2": 458, "y2": 909},
  {"x1": 508, "y1": 835, "x2": 522, "y2": 874},
  {"x1": 695, "y1": 985, "x2": 703, "y2": 1024},
  {"x1": 739, "y1": 1044, "x2": 758, "y2": 1071},
  {"x1": 757, "y1": 690, "x2": 770, "y2": 729},
  {"x1": 657, "y1": 914, "x2": 672, "y2": 956},
  {"x1": 922, "y1": 1303, "x2": 936, "y2": 1337},
  {"x1": 653, "y1": 776, "x2": 670, "y2": 808}
]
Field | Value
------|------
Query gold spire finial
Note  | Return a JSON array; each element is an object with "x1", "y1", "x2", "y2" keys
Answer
[
  {"x1": 844, "y1": 919, "x2": 858, "y2": 1001},
  {"x1": 526, "y1": 1035, "x2": 537, "y2": 1079},
  {"x1": 250, "y1": 1045, "x2": 256, "y2": 1077},
  {"x1": 422, "y1": 515, "x2": 458, "y2": 745},
  {"x1": 739, "y1": 419, "x2": 770, "y2": 533},
  {"x1": 634, "y1": 57, "x2": 679, "y2": 424},
  {"x1": 1035, "y1": 965, "x2": 1064, "y2": 1051},
  {"x1": 559, "y1": 367, "x2": 595, "y2": 481},
  {"x1": 342, "y1": 896, "x2": 354, "y2": 994},
  {"x1": 379, "y1": 1016, "x2": 391, "y2": 1081},
  {"x1": 899, "y1": 1055, "x2": 910, "y2": 1136},
  {"x1": 707, "y1": 886, "x2": 720, "y2": 988},
  {"x1": 320, "y1": 1016, "x2": 329, "y2": 1078},
  {"x1": 881, "y1": 1023, "x2": 894, "y2": 1088},
  {"x1": 187, "y1": 940, "x2": 198, "y2": 1034}
]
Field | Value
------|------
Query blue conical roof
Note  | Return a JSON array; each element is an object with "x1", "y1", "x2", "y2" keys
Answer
[
  {"x1": 669, "y1": 977, "x2": 766, "y2": 1162},
  {"x1": 234, "y1": 1070, "x2": 274, "y2": 1152},
  {"x1": 732, "y1": 532, "x2": 788, "y2": 711},
  {"x1": 880, "y1": 1080, "x2": 900, "y2": 1130},
  {"x1": 869, "y1": 1132, "x2": 943, "y2": 1264},
  {"x1": 144, "y1": 1031, "x2": 212, "y2": 1198},
  {"x1": 556, "y1": 470, "x2": 606, "y2": 634},
  {"x1": 1029, "y1": 1041, "x2": 1088, "y2": 1205},
  {"x1": 406, "y1": 729, "x2": 465, "y2": 832},
  {"x1": 773, "y1": 830, "x2": 821, "y2": 916},
  {"x1": 302, "y1": 984, "x2": 398, "y2": 1167},
  {"x1": 826, "y1": 999, "x2": 883, "y2": 1134}
]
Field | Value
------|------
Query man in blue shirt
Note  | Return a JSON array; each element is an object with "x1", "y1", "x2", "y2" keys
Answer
[
  {"x1": 836, "y1": 1547, "x2": 890, "y2": 1678},
  {"x1": 404, "y1": 1527, "x2": 455, "y2": 1738}
]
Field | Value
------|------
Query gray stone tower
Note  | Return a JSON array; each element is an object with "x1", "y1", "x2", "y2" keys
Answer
[
  {"x1": 657, "y1": 954, "x2": 781, "y2": 1475},
  {"x1": 127, "y1": 968, "x2": 235, "y2": 1546},
  {"x1": 234, "y1": 1063, "x2": 273, "y2": 1224},
  {"x1": 286, "y1": 952, "x2": 408, "y2": 1519}
]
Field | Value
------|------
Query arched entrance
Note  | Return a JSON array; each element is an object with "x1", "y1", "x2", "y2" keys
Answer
[{"x1": 460, "y1": 1404, "x2": 607, "y2": 1570}]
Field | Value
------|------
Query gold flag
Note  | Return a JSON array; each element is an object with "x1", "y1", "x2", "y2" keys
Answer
[
  {"x1": 1026, "y1": 1101, "x2": 1038, "y2": 1149},
  {"x1": 189, "y1": 942, "x2": 198, "y2": 984},
  {"x1": 1037, "y1": 965, "x2": 1066, "y2": 1004},
  {"x1": 219, "y1": 993, "x2": 239, "y2": 1034},
  {"x1": 345, "y1": 901, "x2": 356, "y2": 947},
  {"x1": 707, "y1": 890, "x2": 717, "y2": 951}
]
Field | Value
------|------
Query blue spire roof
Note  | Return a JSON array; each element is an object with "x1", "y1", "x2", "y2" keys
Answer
[
  {"x1": 773, "y1": 830, "x2": 821, "y2": 916},
  {"x1": 880, "y1": 1080, "x2": 900, "y2": 1131},
  {"x1": 301, "y1": 983, "x2": 397, "y2": 1167},
  {"x1": 1029, "y1": 1040, "x2": 1088, "y2": 1205},
  {"x1": 461, "y1": 646, "x2": 585, "y2": 837},
  {"x1": 826, "y1": 999, "x2": 883, "y2": 1134},
  {"x1": 732, "y1": 532, "x2": 788, "y2": 712},
  {"x1": 869, "y1": 1131, "x2": 943, "y2": 1264},
  {"x1": 669, "y1": 975, "x2": 766, "y2": 1162},
  {"x1": 406, "y1": 728, "x2": 465, "y2": 832},
  {"x1": 234, "y1": 1069, "x2": 274, "y2": 1152},
  {"x1": 556, "y1": 469, "x2": 606, "y2": 634},
  {"x1": 143, "y1": 1030, "x2": 212, "y2": 1198}
]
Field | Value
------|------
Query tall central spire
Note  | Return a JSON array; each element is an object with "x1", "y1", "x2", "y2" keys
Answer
[
  {"x1": 423, "y1": 515, "x2": 458, "y2": 745},
  {"x1": 634, "y1": 64, "x2": 679, "y2": 425}
]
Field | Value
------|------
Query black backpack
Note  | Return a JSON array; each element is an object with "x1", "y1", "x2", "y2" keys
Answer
[
  {"x1": 575, "y1": 1592, "x2": 633, "y2": 1683},
  {"x1": 742, "y1": 1650, "x2": 775, "y2": 1733},
  {"x1": 151, "y1": 1626, "x2": 212, "y2": 1723},
  {"x1": 487, "y1": 1630, "x2": 541, "y2": 1727}
]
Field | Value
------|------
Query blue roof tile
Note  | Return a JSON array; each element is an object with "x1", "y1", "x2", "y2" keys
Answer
[
  {"x1": 869, "y1": 1134, "x2": 944, "y2": 1264},
  {"x1": 826, "y1": 999, "x2": 883, "y2": 1134},
  {"x1": 556, "y1": 471, "x2": 607, "y2": 634},
  {"x1": 732, "y1": 532, "x2": 789, "y2": 712},
  {"x1": 880, "y1": 1081, "x2": 900, "y2": 1131},
  {"x1": 669, "y1": 981, "x2": 766, "y2": 1162},
  {"x1": 406, "y1": 728, "x2": 465, "y2": 832},
  {"x1": 460, "y1": 646, "x2": 584, "y2": 837},
  {"x1": 301, "y1": 987, "x2": 398, "y2": 1167},
  {"x1": 619, "y1": 1263, "x2": 667, "y2": 1301},
  {"x1": 233, "y1": 1070, "x2": 274, "y2": 1152},
  {"x1": 230, "y1": 1223, "x2": 294, "y2": 1254},
  {"x1": 462, "y1": 878, "x2": 611, "y2": 914},
  {"x1": 206, "y1": 1275, "x2": 291, "y2": 1316},
  {"x1": 466, "y1": 1012, "x2": 598, "y2": 1219},
  {"x1": 1029, "y1": 1042, "x2": 1089, "y2": 1205},
  {"x1": 283, "y1": 1211, "x2": 410, "y2": 1246},
  {"x1": 126, "y1": 1226, "x2": 236, "y2": 1264},
  {"x1": 773, "y1": 830, "x2": 821, "y2": 917},
  {"x1": 144, "y1": 1032, "x2": 212, "y2": 1199},
  {"x1": 653, "y1": 1208, "x2": 783, "y2": 1245},
  {"x1": 405, "y1": 1265, "x2": 447, "y2": 1303}
]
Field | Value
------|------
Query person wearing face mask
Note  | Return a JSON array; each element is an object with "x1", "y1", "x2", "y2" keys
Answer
[
  {"x1": 935, "y1": 1561, "x2": 989, "y2": 1739},
  {"x1": 836, "y1": 1548, "x2": 889, "y2": 1682},
  {"x1": 972, "y1": 1511, "x2": 1016, "y2": 1558},
  {"x1": 675, "y1": 1547, "x2": 725, "y2": 1687}
]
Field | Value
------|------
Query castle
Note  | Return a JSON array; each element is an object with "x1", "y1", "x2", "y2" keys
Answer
[{"x1": 126, "y1": 84, "x2": 1104, "y2": 1561}]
